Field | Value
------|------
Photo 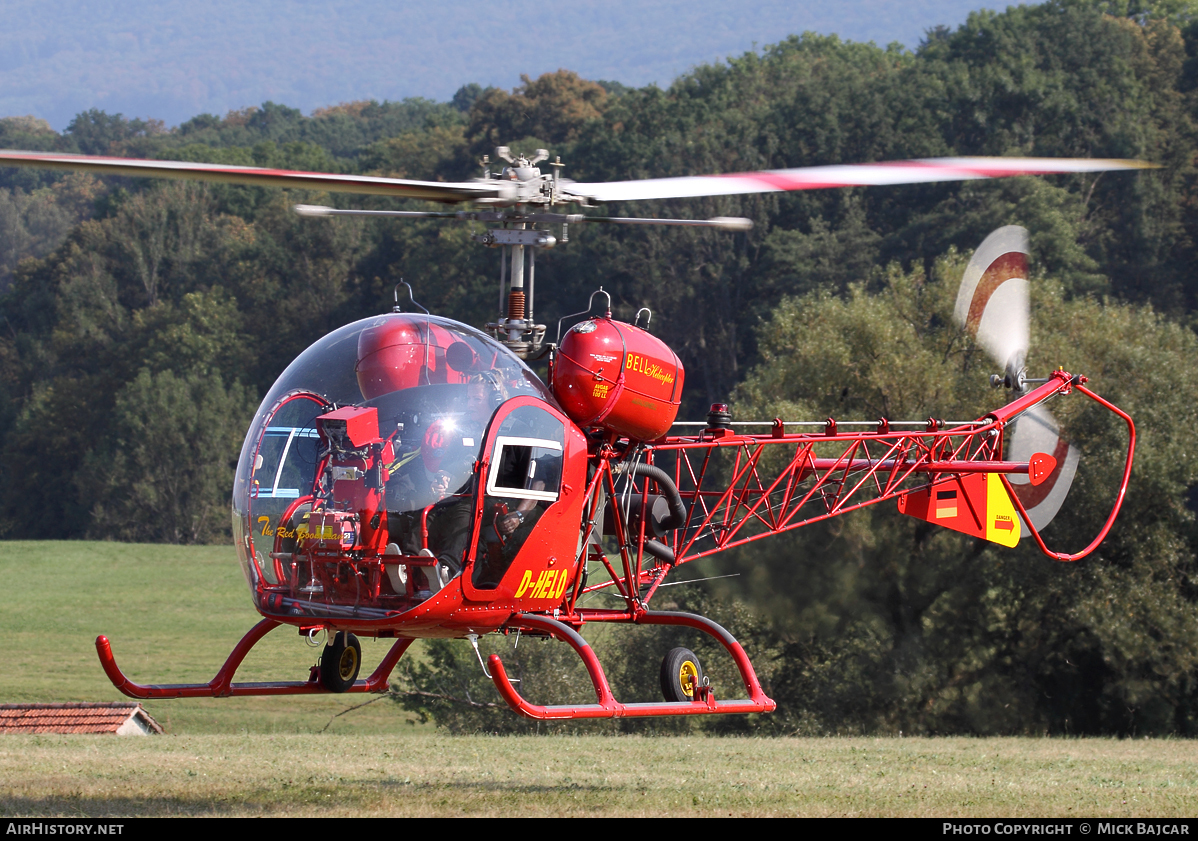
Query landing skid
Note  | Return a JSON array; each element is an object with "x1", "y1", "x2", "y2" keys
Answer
[
  {"x1": 489, "y1": 611, "x2": 776, "y2": 719},
  {"x1": 95, "y1": 619, "x2": 413, "y2": 699}
]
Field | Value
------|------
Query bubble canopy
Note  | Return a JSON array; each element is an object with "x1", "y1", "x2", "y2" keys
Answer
[{"x1": 232, "y1": 313, "x2": 555, "y2": 604}]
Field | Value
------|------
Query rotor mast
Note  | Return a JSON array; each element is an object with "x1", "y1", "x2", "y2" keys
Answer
[{"x1": 470, "y1": 146, "x2": 753, "y2": 358}]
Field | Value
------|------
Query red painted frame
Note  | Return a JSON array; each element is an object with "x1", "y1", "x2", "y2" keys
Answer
[
  {"x1": 96, "y1": 621, "x2": 413, "y2": 700},
  {"x1": 488, "y1": 612, "x2": 774, "y2": 719}
]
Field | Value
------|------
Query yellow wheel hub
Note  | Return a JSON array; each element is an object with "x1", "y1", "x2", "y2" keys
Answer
[
  {"x1": 678, "y1": 661, "x2": 699, "y2": 699},
  {"x1": 339, "y1": 647, "x2": 359, "y2": 682}
]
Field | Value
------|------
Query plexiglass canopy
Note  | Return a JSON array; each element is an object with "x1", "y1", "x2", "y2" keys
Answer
[{"x1": 232, "y1": 312, "x2": 554, "y2": 611}]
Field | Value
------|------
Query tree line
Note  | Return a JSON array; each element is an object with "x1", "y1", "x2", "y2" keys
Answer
[{"x1": 2, "y1": 0, "x2": 1198, "y2": 733}]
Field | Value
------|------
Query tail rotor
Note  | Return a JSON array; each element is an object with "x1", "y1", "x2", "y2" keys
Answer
[{"x1": 954, "y1": 226, "x2": 1078, "y2": 536}]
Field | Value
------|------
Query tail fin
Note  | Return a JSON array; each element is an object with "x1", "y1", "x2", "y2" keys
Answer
[{"x1": 896, "y1": 464, "x2": 1060, "y2": 548}]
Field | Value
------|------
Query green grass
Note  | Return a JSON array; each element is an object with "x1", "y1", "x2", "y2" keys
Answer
[
  {"x1": 2, "y1": 733, "x2": 1196, "y2": 817},
  {"x1": 0, "y1": 541, "x2": 422, "y2": 735},
  {"x1": 2, "y1": 542, "x2": 1197, "y2": 817}
]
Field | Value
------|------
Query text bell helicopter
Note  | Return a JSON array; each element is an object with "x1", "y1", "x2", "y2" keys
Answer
[{"x1": 0, "y1": 146, "x2": 1142, "y2": 719}]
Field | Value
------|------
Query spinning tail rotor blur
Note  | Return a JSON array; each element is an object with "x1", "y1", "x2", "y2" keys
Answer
[{"x1": 954, "y1": 226, "x2": 1079, "y2": 535}]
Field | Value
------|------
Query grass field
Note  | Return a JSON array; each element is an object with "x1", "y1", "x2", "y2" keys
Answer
[
  {"x1": 0, "y1": 540, "x2": 422, "y2": 735},
  {"x1": 3, "y1": 734, "x2": 1196, "y2": 817},
  {"x1": 1, "y1": 541, "x2": 1196, "y2": 817}
]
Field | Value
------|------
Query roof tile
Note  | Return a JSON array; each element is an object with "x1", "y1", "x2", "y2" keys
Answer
[{"x1": 0, "y1": 703, "x2": 163, "y2": 734}]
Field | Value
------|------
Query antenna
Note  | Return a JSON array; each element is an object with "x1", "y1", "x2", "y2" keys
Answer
[{"x1": 392, "y1": 280, "x2": 429, "y2": 315}]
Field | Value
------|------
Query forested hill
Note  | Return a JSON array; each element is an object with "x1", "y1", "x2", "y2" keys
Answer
[{"x1": 4, "y1": 0, "x2": 1198, "y2": 735}]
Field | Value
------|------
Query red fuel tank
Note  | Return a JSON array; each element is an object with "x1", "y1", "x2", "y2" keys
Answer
[{"x1": 552, "y1": 317, "x2": 685, "y2": 441}]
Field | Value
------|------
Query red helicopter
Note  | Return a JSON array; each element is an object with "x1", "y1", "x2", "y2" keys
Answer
[{"x1": 0, "y1": 147, "x2": 1142, "y2": 719}]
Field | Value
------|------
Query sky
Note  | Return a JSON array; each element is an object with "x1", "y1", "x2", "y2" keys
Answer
[{"x1": 1, "y1": 0, "x2": 996, "y2": 130}]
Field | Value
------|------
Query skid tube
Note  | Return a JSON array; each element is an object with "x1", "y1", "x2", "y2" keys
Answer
[
  {"x1": 487, "y1": 611, "x2": 776, "y2": 719},
  {"x1": 95, "y1": 619, "x2": 413, "y2": 699}
]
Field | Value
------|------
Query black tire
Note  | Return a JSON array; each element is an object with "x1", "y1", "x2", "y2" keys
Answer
[
  {"x1": 660, "y1": 647, "x2": 704, "y2": 702},
  {"x1": 319, "y1": 632, "x2": 362, "y2": 692}
]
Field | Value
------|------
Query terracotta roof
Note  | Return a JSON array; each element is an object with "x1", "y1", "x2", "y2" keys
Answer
[{"x1": 0, "y1": 702, "x2": 163, "y2": 735}]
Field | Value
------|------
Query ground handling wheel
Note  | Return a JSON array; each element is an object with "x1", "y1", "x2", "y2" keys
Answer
[
  {"x1": 319, "y1": 632, "x2": 362, "y2": 692},
  {"x1": 660, "y1": 647, "x2": 704, "y2": 702}
]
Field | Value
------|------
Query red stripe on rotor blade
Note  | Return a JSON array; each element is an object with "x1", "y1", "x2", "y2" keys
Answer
[
  {"x1": 966, "y1": 251, "x2": 1028, "y2": 332},
  {"x1": 718, "y1": 172, "x2": 855, "y2": 191}
]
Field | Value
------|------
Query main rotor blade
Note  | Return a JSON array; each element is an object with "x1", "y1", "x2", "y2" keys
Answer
[
  {"x1": 1006, "y1": 403, "x2": 1080, "y2": 536},
  {"x1": 0, "y1": 150, "x2": 508, "y2": 203},
  {"x1": 564, "y1": 157, "x2": 1153, "y2": 203},
  {"x1": 292, "y1": 204, "x2": 753, "y2": 229},
  {"x1": 581, "y1": 214, "x2": 753, "y2": 230},
  {"x1": 954, "y1": 225, "x2": 1030, "y2": 375}
]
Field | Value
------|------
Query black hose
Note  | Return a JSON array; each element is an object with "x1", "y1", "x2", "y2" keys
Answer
[
  {"x1": 616, "y1": 462, "x2": 687, "y2": 530},
  {"x1": 642, "y1": 539, "x2": 676, "y2": 565}
]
